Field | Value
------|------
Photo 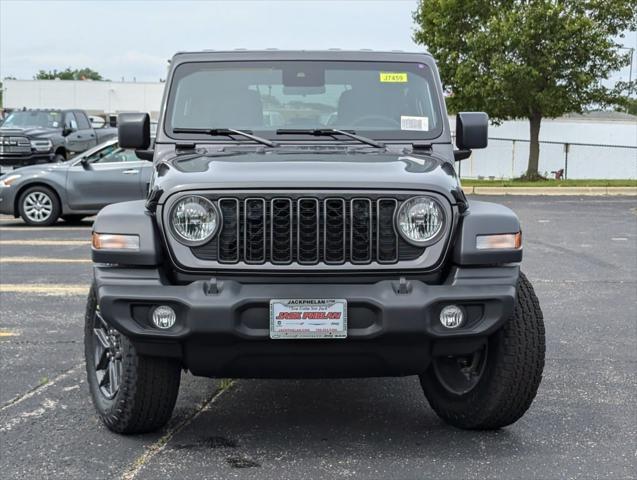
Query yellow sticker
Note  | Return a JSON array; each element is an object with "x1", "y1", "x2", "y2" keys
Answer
[{"x1": 380, "y1": 72, "x2": 408, "y2": 83}]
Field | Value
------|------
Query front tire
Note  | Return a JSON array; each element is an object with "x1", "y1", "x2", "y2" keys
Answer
[
  {"x1": 18, "y1": 185, "x2": 61, "y2": 226},
  {"x1": 84, "y1": 283, "x2": 181, "y2": 434},
  {"x1": 420, "y1": 272, "x2": 545, "y2": 430}
]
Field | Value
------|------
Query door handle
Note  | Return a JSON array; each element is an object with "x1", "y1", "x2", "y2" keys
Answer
[{"x1": 122, "y1": 169, "x2": 139, "y2": 174}]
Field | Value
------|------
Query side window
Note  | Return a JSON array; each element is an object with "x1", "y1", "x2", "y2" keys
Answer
[
  {"x1": 75, "y1": 112, "x2": 91, "y2": 130},
  {"x1": 119, "y1": 149, "x2": 142, "y2": 162},
  {"x1": 85, "y1": 144, "x2": 119, "y2": 163},
  {"x1": 95, "y1": 147, "x2": 126, "y2": 163},
  {"x1": 65, "y1": 112, "x2": 78, "y2": 130},
  {"x1": 90, "y1": 146, "x2": 140, "y2": 164}
]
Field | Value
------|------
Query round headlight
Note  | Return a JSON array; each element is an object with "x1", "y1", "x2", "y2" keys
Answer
[
  {"x1": 170, "y1": 195, "x2": 219, "y2": 245},
  {"x1": 396, "y1": 196, "x2": 445, "y2": 246}
]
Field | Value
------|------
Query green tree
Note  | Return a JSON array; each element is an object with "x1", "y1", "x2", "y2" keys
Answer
[
  {"x1": 35, "y1": 67, "x2": 105, "y2": 81},
  {"x1": 622, "y1": 96, "x2": 637, "y2": 115},
  {"x1": 413, "y1": 0, "x2": 636, "y2": 179}
]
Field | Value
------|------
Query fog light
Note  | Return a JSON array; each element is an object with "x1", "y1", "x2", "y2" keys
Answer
[
  {"x1": 151, "y1": 305, "x2": 176, "y2": 329},
  {"x1": 440, "y1": 305, "x2": 464, "y2": 329}
]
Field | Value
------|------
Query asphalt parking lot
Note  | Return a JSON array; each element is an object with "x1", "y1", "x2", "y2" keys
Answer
[{"x1": 0, "y1": 196, "x2": 635, "y2": 480}]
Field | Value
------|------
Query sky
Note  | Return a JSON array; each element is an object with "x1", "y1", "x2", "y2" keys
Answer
[{"x1": 0, "y1": 0, "x2": 635, "y2": 84}]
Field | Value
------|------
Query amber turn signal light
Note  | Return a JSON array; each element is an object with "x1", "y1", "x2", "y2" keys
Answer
[
  {"x1": 92, "y1": 232, "x2": 140, "y2": 250},
  {"x1": 476, "y1": 232, "x2": 522, "y2": 250}
]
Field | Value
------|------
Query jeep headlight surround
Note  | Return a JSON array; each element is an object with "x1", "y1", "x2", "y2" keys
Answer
[
  {"x1": 396, "y1": 196, "x2": 445, "y2": 246},
  {"x1": 169, "y1": 195, "x2": 220, "y2": 246}
]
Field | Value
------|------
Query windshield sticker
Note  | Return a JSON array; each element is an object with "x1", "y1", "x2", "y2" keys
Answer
[
  {"x1": 379, "y1": 72, "x2": 408, "y2": 83},
  {"x1": 401, "y1": 115, "x2": 429, "y2": 131}
]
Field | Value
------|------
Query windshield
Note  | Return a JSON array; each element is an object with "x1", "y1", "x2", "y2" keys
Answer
[
  {"x1": 1, "y1": 111, "x2": 62, "y2": 129},
  {"x1": 166, "y1": 61, "x2": 443, "y2": 141}
]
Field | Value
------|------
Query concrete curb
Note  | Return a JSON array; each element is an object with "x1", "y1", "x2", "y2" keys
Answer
[{"x1": 465, "y1": 186, "x2": 637, "y2": 196}]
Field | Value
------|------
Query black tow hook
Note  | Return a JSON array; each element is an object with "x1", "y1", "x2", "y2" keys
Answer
[{"x1": 394, "y1": 277, "x2": 412, "y2": 295}]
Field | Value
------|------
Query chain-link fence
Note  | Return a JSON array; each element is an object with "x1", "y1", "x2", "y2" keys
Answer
[{"x1": 456, "y1": 137, "x2": 637, "y2": 179}]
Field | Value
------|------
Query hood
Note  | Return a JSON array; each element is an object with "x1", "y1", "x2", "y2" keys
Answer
[
  {"x1": 0, "y1": 126, "x2": 60, "y2": 139},
  {"x1": 3, "y1": 160, "x2": 71, "y2": 177},
  {"x1": 154, "y1": 150, "x2": 461, "y2": 204}
]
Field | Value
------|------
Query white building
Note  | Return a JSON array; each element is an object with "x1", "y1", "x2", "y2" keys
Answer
[{"x1": 1, "y1": 79, "x2": 164, "y2": 120}]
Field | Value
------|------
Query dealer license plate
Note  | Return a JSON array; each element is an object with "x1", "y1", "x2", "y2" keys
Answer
[{"x1": 269, "y1": 299, "x2": 347, "y2": 339}]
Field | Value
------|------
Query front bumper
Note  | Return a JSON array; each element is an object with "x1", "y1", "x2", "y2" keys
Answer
[
  {"x1": 0, "y1": 152, "x2": 55, "y2": 171},
  {"x1": 0, "y1": 186, "x2": 17, "y2": 215},
  {"x1": 95, "y1": 265, "x2": 519, "y2": 378}
]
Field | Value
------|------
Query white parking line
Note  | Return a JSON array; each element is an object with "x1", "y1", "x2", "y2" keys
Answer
[
  {"x1": 0, "y1": 256, "x2": 91, "y2": 264},
  {"x1": 0, "y1": 364, "x2": 81, "y2": 412},
  {"x1": 0, "y1": 329, "x2": 19, "y2": 338},
  {"x1": 0, "y1": 226, "x2": 91, "y2": 231},
  {"x1": 121, "y1": 380, "x2": 236, "y2": 480},
  {"x1": 0, "y1": 284, "x2": 90, "y2": 295},
  {"x1": 0, "y1": 240, "x2": 90, "y2": 246},
  {"x1": 0, "y1": 398, "x2": 59, "y2": 433}
]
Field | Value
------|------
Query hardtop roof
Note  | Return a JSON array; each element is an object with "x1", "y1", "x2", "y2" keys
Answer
[{"x1": 169, "y1": 49, "x2": 434, "y2": 64}]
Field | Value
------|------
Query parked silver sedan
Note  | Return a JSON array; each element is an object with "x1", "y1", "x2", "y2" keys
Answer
[{"x1": 0, "y1": 138, "x2": 153, "y2": 225}]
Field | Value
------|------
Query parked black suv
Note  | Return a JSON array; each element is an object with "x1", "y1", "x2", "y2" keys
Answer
[
  {"x1": 0, "y1": 108, "x2": 116, "y2": 171},
  {"x1": 86, "y1": 50, "x2": 545, "y2": 434}
]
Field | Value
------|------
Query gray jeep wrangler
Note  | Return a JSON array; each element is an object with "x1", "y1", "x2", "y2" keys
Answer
[{"x1": 85, "y1": 50, "x2": 545, "y2": 434}]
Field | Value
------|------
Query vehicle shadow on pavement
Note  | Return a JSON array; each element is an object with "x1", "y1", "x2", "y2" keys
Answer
[{"x1": 143, "y1": 376, "x2": 541, "y2": 476}]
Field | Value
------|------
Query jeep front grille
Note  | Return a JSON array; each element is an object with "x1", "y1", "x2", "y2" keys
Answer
[{"x1": 190, "y1": 194, "x2": 425, "y2": 265}]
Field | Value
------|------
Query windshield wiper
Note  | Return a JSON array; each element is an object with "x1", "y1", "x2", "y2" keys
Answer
[
  {"x1": 172, "y1": 128, "x2": 278, "y2": 147},
  {"x1": 276, "y1": 128, "x2": 385, "y2": 149}
]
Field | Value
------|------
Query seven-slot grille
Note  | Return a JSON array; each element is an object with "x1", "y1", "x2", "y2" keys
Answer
[{"x1": 190, "y1": 195, "x2": 426, "y2": 265}]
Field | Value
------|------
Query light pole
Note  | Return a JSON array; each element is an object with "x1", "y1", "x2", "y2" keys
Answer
[{"x1": 618, "y1": 46, "x2": 635, "y2": 97}]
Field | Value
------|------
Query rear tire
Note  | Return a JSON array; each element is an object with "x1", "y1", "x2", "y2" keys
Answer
[
  {"x1": 420, "y1": 272, "x2": 545, "y2": 430},
  {"x1": 84, "y1": 283, "x2": 181, "y2": 434},
  {"x1": 18, "y1": 185, "x2": 61, "y2": 226}
]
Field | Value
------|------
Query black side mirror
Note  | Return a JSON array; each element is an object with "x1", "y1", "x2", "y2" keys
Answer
[
  {"x1": 80, "y1": 157, "x2": 91, "y2": 169},
  {"x1": 455, "y1": 112, "x2": 488, "y2": 150},
  {"x1": 62, "y1": 126, "x2": 74, "y2": 137},
  {"x1": 135, "y1": 149, "x2": 154, "y2": 161},
  {"x1": 118, "y1": 113, "x2": 150, "y2": 149}
]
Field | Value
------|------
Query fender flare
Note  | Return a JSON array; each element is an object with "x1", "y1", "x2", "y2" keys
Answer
[
  {"x1": 452, "y1": 200, "x2": 522, "y2": 265},
  {"x1": 92, "y1": 200, "x2": 162, "y2": 265}
]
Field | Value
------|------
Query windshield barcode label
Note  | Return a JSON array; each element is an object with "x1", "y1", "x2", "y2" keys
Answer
[{"x1": 400, "y1": 116, "x2": 429, "y2": 131}]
